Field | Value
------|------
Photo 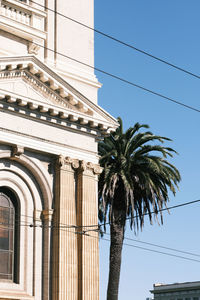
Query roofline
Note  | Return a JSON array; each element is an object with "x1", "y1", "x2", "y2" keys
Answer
[{"x1": 151, "y1": 281, "x2": 200, "y2": 294}]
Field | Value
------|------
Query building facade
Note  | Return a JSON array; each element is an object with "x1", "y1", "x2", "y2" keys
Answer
[
  {"x1": 151, "y1": 282, "x2": 200, "y2": 300},
  {"x1": 0, "y1": 1, "x2": 118, "y2": 300}
]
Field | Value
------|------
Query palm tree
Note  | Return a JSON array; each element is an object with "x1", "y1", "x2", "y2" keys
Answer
[{"x1": 98, "y1": 118, "x2": 181, "y2": 300}]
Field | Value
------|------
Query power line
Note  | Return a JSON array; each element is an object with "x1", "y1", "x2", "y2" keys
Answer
[
  {"x1": 1, "y1": 198, "x2": 200, "y2": 229},
  {"x1": 125, "y1": 198, "x2": 200, "y2": 223},
  {"x1": 91, "y1": 234, "x2": 200, "y2": 264},
  {"x1": 0, "y1": 40, "x2": 199, "y2": 113},
  {"x1": 1, "y1": 199, "x2": 200, "y2": 261},
  {"x1": 98, "y1": 198, "x2": 200, "y2": 229},
  {"x1": 0, "y1": 222, "x2": 200, "y2": 264},
  {"x1": 1, "y1": 197, "x2": 200, "y2": 261},
  {"x1": 28, "y1": 41, "x2": 200, "y2": 114},
  {"x1": 1, "y1": 48, "x2": 200, "y2": 114},
  {"x1": 29, "y1": 0, "x2": 200, "y2": 81},
  {"x1": 103, "y1": 233, "x2": 200, "y2": 258},
  {"x1": 77, "y1": 233, "x2": 200, "y2": 264},
  {"x1": 47, "y1": 228, "x2": 200, "y2": 264}
]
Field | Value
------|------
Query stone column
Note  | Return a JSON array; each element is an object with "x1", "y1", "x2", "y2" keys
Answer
[
  {"x1": 52, "y1": 156, "x2": 79, "y2": 300},
  {"x1": 77, "y1": 161, "x2": 102, "y2": 300}
]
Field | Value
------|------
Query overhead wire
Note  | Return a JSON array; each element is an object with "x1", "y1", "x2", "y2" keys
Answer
[
  {"x1": 1, "y1": 64, "x2": 199, "y2": 116},
  {"x1": 96, "y1": 198, "x2": 200, "y2": 229},
  {"x1": 1, "y1": 198, "x2": 200, "y2": 229},
  {"x1": 29, "y1": 0, "x2": 200, "y2": 81},
  {"x1": 0, "y1": 223, "x2": 200, "y2": 264},
  {"x1": 0, "y1": 41, "x2": 199, "y2": 113},
  {"x1": 21, "y1": 40, "x2": 200, "y2": 114},
  {"x1": 124, "y1": 198, "x2": 200, "y2": 223},
  {"x1": 1, "y1": 199, "x2": 200, "y2": 263},
  {"x1": 97, "y1": 235, "x2": 200, "y2": 264},
  {"x1": 103, "y1": 232, "x2": 200, "y2": 258}
]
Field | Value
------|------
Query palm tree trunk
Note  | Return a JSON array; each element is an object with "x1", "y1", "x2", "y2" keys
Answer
[{"x1": 107, "y1": 209, "x2": 125, "y2": 300}]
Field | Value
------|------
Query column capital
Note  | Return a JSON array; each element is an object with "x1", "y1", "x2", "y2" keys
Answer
[
  {"x1": 79, "y1": 160, "x2": 102, "y2": 175},
  {"x1": 42, "y1": 209, "x2": 54, "y2": 221},
  {"x1": 56, "y1": 155, "x2": 79, "y2": 171}
]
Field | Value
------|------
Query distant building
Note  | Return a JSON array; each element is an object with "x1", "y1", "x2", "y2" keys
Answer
[{"x1": 150, "y1": 281, "x2": 200, "y2": 300}]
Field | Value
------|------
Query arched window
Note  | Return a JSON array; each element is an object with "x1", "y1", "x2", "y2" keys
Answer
[{"x1": 0, "y1": 189, "x2": 19, "y2": 281}]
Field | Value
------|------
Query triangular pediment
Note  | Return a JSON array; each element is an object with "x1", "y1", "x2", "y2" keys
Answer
[
  {"x1": 0, "y1": 77, "x2": 54, "y2": 105},
  {"x1": 0, "y1": 75, "x2": 79, "y2": 111},
  {"x1": 0, "y1": 55, "x2": 118, "y2": 134}
]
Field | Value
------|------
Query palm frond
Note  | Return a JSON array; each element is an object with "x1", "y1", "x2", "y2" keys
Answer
[{"x1": 98, "y1": 118, "x2": 181, "y2": 231}]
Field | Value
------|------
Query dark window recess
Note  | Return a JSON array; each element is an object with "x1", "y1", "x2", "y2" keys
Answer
[{"x1": 0, "y1": 192, "x2": 15, "y2": 281}]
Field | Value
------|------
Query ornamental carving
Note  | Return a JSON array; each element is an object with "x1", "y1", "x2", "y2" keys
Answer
[
  {"x1": 56, "y1": 156, "x2": 102, "y2": 175},
  {"x1": 0, "y1": 66, "x2": 92, "y2": 115},
  {"x1": 79, "y1": 160, "x2": 102, "y2": 175},
  {"x1": 65, "y1": 156, "x2": 79, "y2": 169},
  {"x1": 12, "y1": 145, "x2": 24, "y2": 157},
  {"x1": 57, "y1": 155, "x2": 79, "y2": 171},
  {"x1": 28, "y1": 42, "x2": 40, "y2": 55}
]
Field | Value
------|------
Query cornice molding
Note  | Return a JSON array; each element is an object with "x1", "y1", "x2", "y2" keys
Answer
[
  {"x1": 0, "y1": 92, "x2": 111, "y2": 136},
  {"x1": 0, "y1": 56, "x2": 118, "y2": 127}
]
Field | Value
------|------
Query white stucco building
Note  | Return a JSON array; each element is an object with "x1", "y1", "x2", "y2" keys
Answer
[{"x1": 0, "y1": 1, "x2": 118, "y2": 300}]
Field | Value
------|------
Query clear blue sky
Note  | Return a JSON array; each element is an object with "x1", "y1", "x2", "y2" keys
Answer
[{"x1": 94, "y1": 1, "x2": 200, "y2": 299}]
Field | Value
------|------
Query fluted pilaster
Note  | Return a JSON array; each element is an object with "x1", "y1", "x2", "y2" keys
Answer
[
  {"x1": 77, "y1": 161, "x2": 102, "y2": 300},
  {"x1": 52, "y1": 156, "x2": 79, "y2": 300}
]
